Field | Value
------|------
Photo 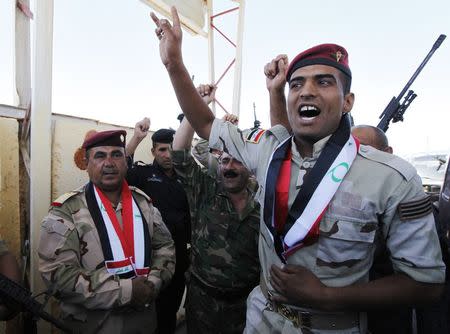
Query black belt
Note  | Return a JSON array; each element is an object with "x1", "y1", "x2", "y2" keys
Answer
[{"x1": 190, "y1": 274, "x2": 254, "y2": 301}]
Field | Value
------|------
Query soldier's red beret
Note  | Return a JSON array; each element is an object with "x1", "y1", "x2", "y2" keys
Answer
[
  {"x1": 82, "y1": 130, "x2": 127, "y2": 150},
  {"x1": 286, "y1": 43, "x2": 351, "y2": 82}
]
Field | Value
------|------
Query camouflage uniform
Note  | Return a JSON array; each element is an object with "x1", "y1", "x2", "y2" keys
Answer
[
  {"x1": 208, "y1": 119, "x2": 446, "y2": 334},
  {"x1": 191, "y1": 138, "x2": 219, "y2": 174},
  {"x1": 38, "y1": 184, "x2": 175, "y2": 334},
  {"x1": 172, "y1": 148, "x2": 260, "y2": 334}
]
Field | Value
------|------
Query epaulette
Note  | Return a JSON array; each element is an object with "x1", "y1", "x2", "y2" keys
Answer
[
  {"x1": 51, "y1": 189, "x2": 82, "y2": 207},
  {"x1": 266, "y1": 125, "x2": 292, "y2": 143},
  {"x1": 358, "y1": 145, "x2": 416, "y2": 182},
  {"x1": 245, "y1": 128, "x2": 266, "y2": 144},
  {"x1": 129, "y1": 186, "x2": 153, "y2": 203}
]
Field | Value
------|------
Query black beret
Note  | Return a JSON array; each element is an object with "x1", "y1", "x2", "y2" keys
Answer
[{"x1": 151, "y1": 128, "x2": 175, "y2": 144}]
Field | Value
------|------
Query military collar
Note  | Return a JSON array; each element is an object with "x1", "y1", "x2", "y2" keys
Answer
[
  {"x1": 217, "y1": 185, "x2": 258, "y2": 221},
  {"x1": 152, "y1": 160, "x2": 177, "y2": 179},
  {"x1": 291, "y1": 134, "x2": 332, "y2": 165}
]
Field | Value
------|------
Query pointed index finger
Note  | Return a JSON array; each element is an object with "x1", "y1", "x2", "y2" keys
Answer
[{"x1": 150, "y1": 12, "x2": 160, "y2": 27}]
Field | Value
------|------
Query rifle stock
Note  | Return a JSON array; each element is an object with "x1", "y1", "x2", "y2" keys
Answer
[{"x1": 0, "y1": 273, "x2": 74, "y2": 333}]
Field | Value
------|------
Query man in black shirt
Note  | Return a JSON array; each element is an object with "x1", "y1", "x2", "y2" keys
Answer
[{"x1": 126, "y1": 118, "x2": 190, "y2": 334}]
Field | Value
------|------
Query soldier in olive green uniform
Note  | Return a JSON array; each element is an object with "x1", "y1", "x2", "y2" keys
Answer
[
  {"x1": 150, "y1": 8, "x2": 445, "y2": 334},
  {"x1": 38, "y1": 130, "x2": 175, "y2": 333},
  {"x1": 172, "y1": 104, "x2": 260, "y2": 334}
]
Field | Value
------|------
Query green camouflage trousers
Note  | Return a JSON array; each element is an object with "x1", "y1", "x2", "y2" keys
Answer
[{"x1": 186, "y1": 278, "x2": 249, "y2": 334}]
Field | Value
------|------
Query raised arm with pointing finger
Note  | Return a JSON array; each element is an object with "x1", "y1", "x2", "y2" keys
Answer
[{"x1": 151, "y1": 8, "x2": 215, "y2": 139}]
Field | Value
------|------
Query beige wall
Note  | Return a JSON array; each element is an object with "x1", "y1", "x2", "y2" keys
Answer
[{"x1": 0, "y1": 118, "x2": 21, "y2": 258}]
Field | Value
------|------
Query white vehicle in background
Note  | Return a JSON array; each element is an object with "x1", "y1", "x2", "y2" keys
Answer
[{"x1": 406, "y1": 152, "x2": 449, "y2": 195}]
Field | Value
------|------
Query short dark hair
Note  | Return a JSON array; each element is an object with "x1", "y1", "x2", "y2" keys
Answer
[
  {"x1": 152, "y1": 141, "x2": 173, "y2": 149},
  {"x1": 339, "y1": 72, "x2": 351, "y2": 94}
]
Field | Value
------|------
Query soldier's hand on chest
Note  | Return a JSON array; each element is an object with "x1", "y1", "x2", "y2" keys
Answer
[
  {"x1": 131, "y1": 276, "x2": 157, "y2": 308},
  {"x1": 270, "y1": 264, "x2": 327, "y2": 308}
]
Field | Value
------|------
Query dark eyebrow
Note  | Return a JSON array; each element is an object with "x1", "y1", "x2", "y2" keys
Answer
[
  {"x1": 289, "y1": 76, "x2": 304, "y2": 84},
  {"x1": 290, "y1": 73, "x2": 337, "y2": 83},
  {"x1": 315, "y1": 74, "x2": 337, "y2": 81},
  {"x1": 93, "y1": 151, "x2": 107, "y2": 158}
]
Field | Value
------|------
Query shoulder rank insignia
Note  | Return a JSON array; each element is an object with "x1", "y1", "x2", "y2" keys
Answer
[
  {"x1": 245, "y1": 128, "x2": 266, "y2": 144},
  {"x1": 398, "y1": 196, "x2": 432, "y2": 221},
  {"x1": 130, "y1": 186, "x2": 153, "y2": 203},
  {"x1": 51, "y1": 191, "x2": 80, "y2": 207}
]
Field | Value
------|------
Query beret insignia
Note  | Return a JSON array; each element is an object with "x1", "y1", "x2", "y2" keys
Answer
[
  {"x1": 398, "y1": 196, "x2": 432, "y2": 221},
  {"x1": 332, "y1": 50, "x2": 344, "y2": 62}
]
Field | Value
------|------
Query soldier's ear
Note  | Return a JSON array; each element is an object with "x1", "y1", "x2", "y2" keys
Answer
[
  {"x1": 343, "y1": 92, "x2": 355, "y2": 114},
  {"x1": 74, "y1": 147, "x2": 88, "y2": 170},
  {"x1": 384, "y1": 146, "x2": 393, "y2": 154}
]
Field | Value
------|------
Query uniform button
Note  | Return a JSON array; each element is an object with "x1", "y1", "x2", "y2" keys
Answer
[{"x1": 302, "y1": 161, "x2": 311, "y2": 169}]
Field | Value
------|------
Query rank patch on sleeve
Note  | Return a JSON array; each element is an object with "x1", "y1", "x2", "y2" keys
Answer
[
  {"x1": 245, "y1": 128, "x2": 266, "y2": 143},
  {"x1": 398, "y1": 196, "x2": 432, "y2": 221}
]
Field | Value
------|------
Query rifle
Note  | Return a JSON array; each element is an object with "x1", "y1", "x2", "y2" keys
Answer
[
  {"x1": 252, "y1": 102, "x2": 261, "y2": 129},
  {"x1": 377, "y1": 34, "x2": 446, "y2": 132},
  {"x1": 0, "y1": 273, "x2": 74, "y2": 333}
]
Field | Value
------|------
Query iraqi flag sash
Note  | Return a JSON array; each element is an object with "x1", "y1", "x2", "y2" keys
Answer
[
  {"x1": 263, "y1": 114, "x2": 359, "y2": 261},
  {"x1": 85, "y1": 181, "x2": 151, "y2": 278}
]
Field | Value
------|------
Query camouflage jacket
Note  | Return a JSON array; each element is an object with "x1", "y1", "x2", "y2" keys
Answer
[
  {"x1": 38, "y1": 184, "x2": 175, "y2": 322},
  {"x1": 172, "y1": 149, "x2": 260, "y2": 291}
]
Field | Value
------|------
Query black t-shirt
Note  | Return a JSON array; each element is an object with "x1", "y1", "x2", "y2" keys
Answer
[{"x1": 127, "y1": 158, "x2": 191, "y2": 272}]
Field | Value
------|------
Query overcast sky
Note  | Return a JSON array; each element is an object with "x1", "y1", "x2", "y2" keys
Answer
[{"x1": 1, "y1": 0, "x2": 449, "y2": 157}]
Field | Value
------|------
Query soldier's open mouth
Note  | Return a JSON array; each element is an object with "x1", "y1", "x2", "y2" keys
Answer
[
  {"x1": 224, "y1": 170, "x2": 238, "y2": 178},
  {"x1": 298, "y1": 105, "x2": 320, "y2": 118}
]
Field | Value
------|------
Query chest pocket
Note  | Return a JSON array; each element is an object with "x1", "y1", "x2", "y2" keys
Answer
[
  {"x1": 202, "y1": 205, "x2": 231, "y2": 243},
  {"x1": 229, "y1": 215, "x2": 260, "y2": 259},
  {"x1": 316, "y1": 216, "x2": 377, "y2": 278}
]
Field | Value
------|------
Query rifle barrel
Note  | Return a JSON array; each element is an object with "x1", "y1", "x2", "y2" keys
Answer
[{"x1": 397, "y1": 34, "x2": 446, "y2": 100}]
